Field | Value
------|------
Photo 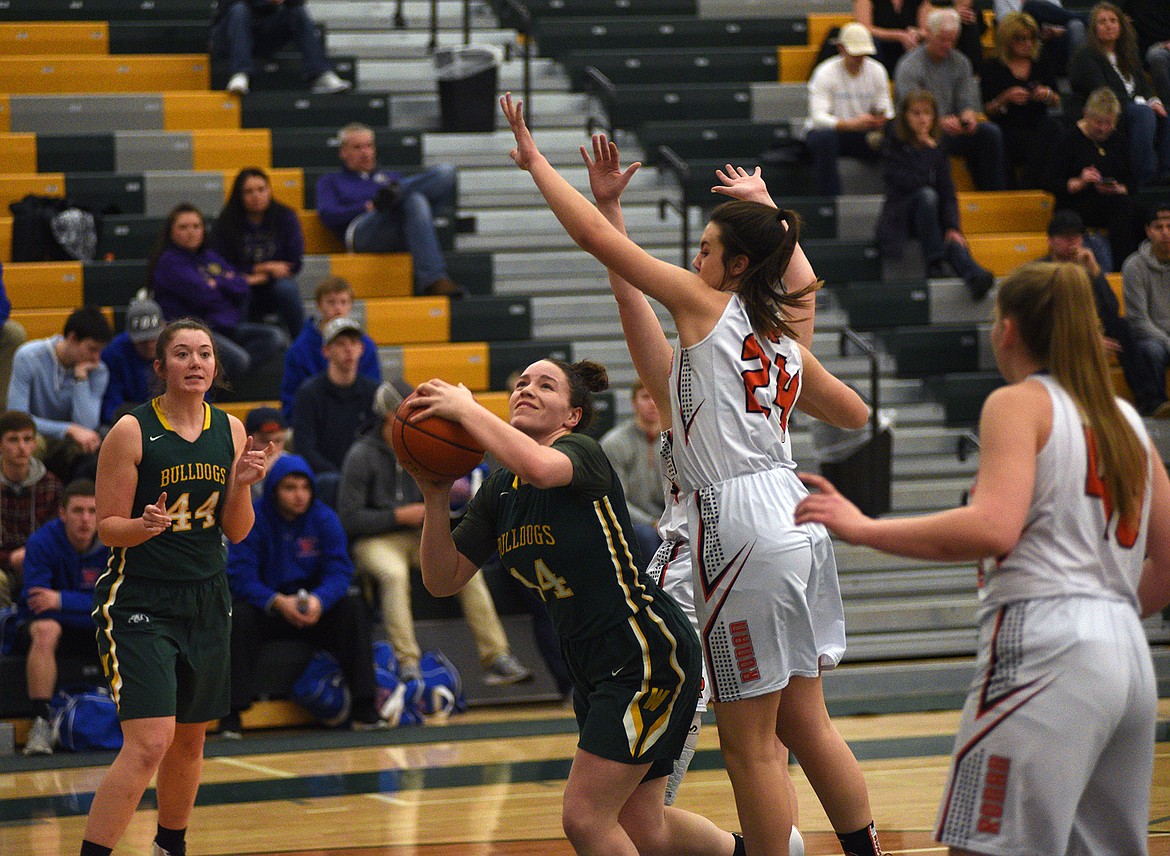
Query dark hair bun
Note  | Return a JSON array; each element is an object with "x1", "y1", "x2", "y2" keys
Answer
[{"x1": 572, "y1": 360, "x2": 609, "y2": 394}]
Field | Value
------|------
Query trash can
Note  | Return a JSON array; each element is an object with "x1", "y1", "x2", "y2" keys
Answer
[
  {"x1": 435, "y1": 46, "x2": 500, "y2": 133},
  {"x1": 810, "y1": 418, "x2": 892, "y2": 517}
]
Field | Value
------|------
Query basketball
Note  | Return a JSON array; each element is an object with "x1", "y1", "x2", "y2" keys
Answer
[{"x1": 391, "y1": 393, "x2": 485, "y2": 481}]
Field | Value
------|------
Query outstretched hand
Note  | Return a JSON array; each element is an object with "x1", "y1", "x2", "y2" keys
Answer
[
  {"x1": 581, "y1": 133, "x2": 641, "y2": 205},
  {"x1": 793, "y1": 472, "x2": 871, "y2": 544},
  {"x1": 712, "y1": 164, "x2": 775, "y2": 207},
  {"x1": 501, "y1": 93, "x2": 541, "y2": 171},
  {"x1": 235, "y1": 435, "x2": 274, "y2": 487}
]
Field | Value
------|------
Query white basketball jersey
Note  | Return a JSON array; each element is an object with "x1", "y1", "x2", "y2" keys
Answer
[
  {"x1": 981, "y1": 375, "x2": 1153, "y2": 613},
  {"x1": 669, "y1": 296, "x2": 803, "y2": 491}
]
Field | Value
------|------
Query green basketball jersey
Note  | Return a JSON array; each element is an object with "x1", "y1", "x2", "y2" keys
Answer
[
  {"x1": 454, "y1": 433, "x2": 659, "y2": 641},
  {"x1": 109, "y1": 398, "x2": 235, "y2": 583}
]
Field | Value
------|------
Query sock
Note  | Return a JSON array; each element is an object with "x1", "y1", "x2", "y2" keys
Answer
[
  {"x1": 790, "y1": 825, "x2": 806, "y2": 856},
  {"x1": 155, "y1": 824, "x2": 186, "y2": 856},
  {"x1": 80, "y1": 842, "x2": 113, "y2": 856},
  {"x1": 31, "y1": 699, "x2": 50, "y2": 721},
  {"x1": 732, "y1": 831, "x2": 746, "y2": 856},
  {"x1": 837, "y1": 822, "x2": 882, "y2": 856}
]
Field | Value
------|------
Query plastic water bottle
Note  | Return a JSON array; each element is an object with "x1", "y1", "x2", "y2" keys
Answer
[{"x1": 296, "y1": 588, "x2": 310, "y2": 614}]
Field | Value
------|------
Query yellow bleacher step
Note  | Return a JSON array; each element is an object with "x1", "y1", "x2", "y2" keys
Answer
[
  {"x1": 299, "y1": 210, "x2": 345, "y2": 255},
  {"x1": 401, "y1": 342, "x2": 488, "y2": 391},
  {"x1": 163, "y1": 92, "x2": 240, "y2": 131},
  {"x1": 0, "y1": 217, "x2": 12, "y2": 263},
  {"x1": 0, "y1": 55, "x2": 209, "y2": 94},
  {"x1": 958, "y1": 191, "x2": 1054, "y2": 235},
  {"x1": 11, "y1": 307, "x2": 114, "y2": 339},
  {"x1": 1107, "y1": 272, "x2": 1124, "y2": 314},
  {"x1": 216, "y1": 400, "x2": 280, "y2": 422},
  {"x1": 364, "y1": 296, "x2": 449, "y2": 345},
  {"x1": 778, "y1": 45, "x2": 820, "y2": 83},
  {"x1": 193, "y1": 128, "x2": 271, "y2": 171},
  {"x1": 329, "y1": 254, "x2": 413, "y2": 299},
  {"x1": 4, "y1": 262, "x2": 83, "y2": 309},
  {"x1": 0, "y1": 133, "x2": 37, "y2": 174},
  {"x1": 476, "y1": 390, "x2": 511, "y2": 422},
  {"x1": 0, "y1": 22, "x2": 108, "y2": 54},
  {"x1": 967, "y1": 233, "x2": 1049, "y2": 276},
  {"x1": 0, "y1": 96, "x2": 10, "y2": 133},
  {"x1": 807, "y1": 13, "x2": 853, "y2": 51},
  {"x1": 0, "y1": 173, "x2": 65, "y2": 211},
  {"x1": 950, "y1": 157, "x2": 976, "y2": 192}
]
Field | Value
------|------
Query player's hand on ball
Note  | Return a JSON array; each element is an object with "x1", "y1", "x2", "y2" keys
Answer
[
  {"x1": 793, "y1": 472, "x2": 871, "y2": 544},
  {"x1": 142, "y1": 492, "x2": 172, "y2": 536},
  {"x1": 408, "y1": 378, "x2": 475, "y2": 423}
]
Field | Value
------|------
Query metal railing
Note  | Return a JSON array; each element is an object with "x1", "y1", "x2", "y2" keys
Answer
[
  {"x1": 839, "y1": 327, "x2": 887, "y2": 513},
  {"x1": 497, "y1": 0, "x2": 533, "y2": 122},
  {"x1": 655, "y1": 144, "x2": 691, "y2": 266},
  {"x1": 584, "y1": 66, "x2": 616, "y2": 140}
]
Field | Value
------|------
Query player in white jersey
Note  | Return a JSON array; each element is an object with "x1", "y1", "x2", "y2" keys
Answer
[
  {"x1": 797, "y1": 261, "x2": 1170, "y2": 856},
  {"x1": 505, "y1": 91, "x2": 882, "y2": 856}
]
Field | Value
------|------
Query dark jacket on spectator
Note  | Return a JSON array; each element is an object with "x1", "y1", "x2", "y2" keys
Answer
[
  {"x1": 876, "y1": 133, "x2": 960, "y2": 260},
  {"x1": 151, "y1": 247, "x2": 250, "y2": 334}
]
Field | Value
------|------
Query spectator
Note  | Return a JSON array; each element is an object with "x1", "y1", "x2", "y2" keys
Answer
[
  {"x1": 211, "y1": 167, "x2": 307, "y2": 340},
  {"x1": 244, "y1": 405, "x2": 288, "y2": 500},
  {"x1": 150, "y1": 203, "x2": 286, "y2": 384},
  {"x1": 316, "y1": 123, "x2": 463, "y2": 297},
  {"x1": 994, "y1": 0, "x2": 1086, "y2": 72},
  {"x1": 290, "y1": 316, "x2": 378, "y2": 507},
  {"x1": 210, "y1": 0, "x2": 351, "y2": 96},
  {"x1": 337, "y1": 382, "x2": 533, "y2": 686},
  {"x1": 0, "y1": 263, "x2": 28, "y2": 412},
  {"x1": 877, "y1": 89, "x2": 997, "y2": 299},
  {"x1": 0, "y1": 411, "x2": 62, "y2": 608},
  {"x1": 1122, "y1": 202, "x2": 1170, "y2": 406},
  {"x1": 981, "y1": 12, "x2": 1065, "y2": 189},
  {"x1": 1050, "y1": 87, "x2": 1139, "y2": 272},
  {"x1": 1119, "y1": 0, "x2": 1170, "y2": 106},
  {"x1": 894, "y1": 7, "x2": 1008, "y2": 190},
  {"x1": 17, "y1": 479, "x2": 107, "y2": 756},
  {"x1": 948, "y1": 0, "x2": 988, "y2": 73},
  {"x1": 100, "y1": 296, "x2": 163, "y2": 427},
  {"x1": 281, "y1": 276, "x2": 381, "y2": 420},
  {"x1": 854, "y1": 0, "x2": 931, "y2": 75},
  {"x1": 8, "y1": 306, "x2": 111, "y2": 483},
  {"x1": 223, "y1": 454, "x2": 387, "y2": 735},
  {"x1": 804, "y1": 22, "x2": 894, "y2": 196},
  {"x1": 1044, "y1": 209, "x2": 1169, "y2": 416},
  {"x1": 599, "y1": 381, "x2": 665, "y2": 566},
  {"x1": 1068, "y1": 1, "x2": 1170, "y2": 188}
]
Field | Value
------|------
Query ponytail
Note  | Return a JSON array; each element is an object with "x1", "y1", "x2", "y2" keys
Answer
[
  {"x1": 998, "y1": 262, "x2": 1146, "y2": 525},
  {"x1": 708, "y1": 201, "x2": 819, "y2": 340}
]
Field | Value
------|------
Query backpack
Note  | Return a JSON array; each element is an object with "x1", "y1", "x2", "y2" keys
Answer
[
  {"x1": 49, "y1": 687, "x2": 123, "y2": 752},
  {"x1": 9, "y1": 194, "x2": 99, "y2": 262},
  {"x1": 373, "y1": 640, "x2": 423, "y2": 727},
  {"x1": 291, "y1": 650, "x2": 352, "y2": 727},
  {"x1": 417, "y1": 649, "x2": 464, "y2": 718}
]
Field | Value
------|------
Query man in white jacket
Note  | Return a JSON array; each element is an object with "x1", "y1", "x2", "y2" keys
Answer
[{"x1": 804, "y1": 22, "x2": 894, "y2": 196}]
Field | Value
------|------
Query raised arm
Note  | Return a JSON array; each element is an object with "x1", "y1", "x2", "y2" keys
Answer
[
  {"x1": 582, "y1": 134, "x2": 675, "y2": 413},
  {"x1": 502, "y1": 94, "x2": 723, "y2": 344},
  {"x1": 220, "y1": 418, "x2": 269, "y2": 544}
]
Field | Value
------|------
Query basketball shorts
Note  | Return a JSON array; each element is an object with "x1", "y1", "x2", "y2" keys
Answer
[
  {"x1": 936, "y1": 596, "x2": 1156, "y2": 856},
  {"x1": 564, "y1": 597, "x2": 701, "y2": 780},
  {"x1": 689, "y1": 467, "x2": 845, "y2": 702},
  {"x1": 93, "y1": 572, "x2": 231, "y2": 723},
  {"x1": 647, "y1": 538, "x2": 709, "y2": 712}
]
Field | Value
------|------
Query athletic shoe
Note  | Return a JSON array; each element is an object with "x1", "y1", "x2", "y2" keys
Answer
[
  {"x1": 483, "y1": 653, "x2": 533, "y2": 686},
  {"x1": 226, "y1": 72, "x2": 249, "y2": 95},
  {"x1": 152, "y1": 843, "x2": 182, "y2": 856},
  {"x1": 310, "y1": 70, "x2": 352, "y2": 95},
  {"x1": 23, "y1": 716, "x2": 52, "y2": 755},
  {"x1": 217, "y1": 711, "x2": 242, "y2": 740}
]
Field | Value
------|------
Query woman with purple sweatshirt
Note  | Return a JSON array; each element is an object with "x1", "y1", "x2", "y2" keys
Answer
[{"x1": 149, "y1": 204, "x2": 286, "y2": 383}]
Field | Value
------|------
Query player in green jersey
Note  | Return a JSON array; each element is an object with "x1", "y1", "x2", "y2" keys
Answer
[
  {"x1": 407, "y1": 358, "x2": 744, "y2": 856},
  {"x1": 81, "y1": 319, "x2": 272, "y2": 856}
]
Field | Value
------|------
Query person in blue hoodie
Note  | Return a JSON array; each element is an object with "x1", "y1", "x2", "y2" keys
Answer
[
  {"x1": 223, "y1": 454, "x2": 385, "y2": 734},
  {"x1": 19, "y1": 478, "x2": 108, "y2": 755},
  {"x1": 315, "y1": 123, "x2": 463, "y2": 297}
]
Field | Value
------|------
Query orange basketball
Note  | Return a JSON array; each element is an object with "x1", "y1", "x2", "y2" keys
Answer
[{"x1": 391, "y1": 394, "x2": 486, "y2": 481}]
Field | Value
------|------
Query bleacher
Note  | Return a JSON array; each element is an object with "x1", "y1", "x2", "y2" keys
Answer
[{"x1": 3, "y1": 0, "x2": 1168, "y2": 744}]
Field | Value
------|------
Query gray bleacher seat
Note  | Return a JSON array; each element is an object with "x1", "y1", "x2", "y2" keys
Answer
[
  {"x1": 533, "y1": 15, "x2": 808, "y2": 58},
  {"x1": 271, "y1": 127, "x2": 422, "y2": 170},
  {"x1": 450, "y1": 296, "x2": 531, "y2": 343},
  {"x1": 37, "y1": 134, "x2": 117, "y2": 173},
  {"x1": 240, "y1": 92, "x2": 391, "y2": 131},
  {"x1": 10, "y1": 95, "x2": 166, "y2": 134},
  {"x1": 0, "y1": 0, "x2": 214, "y2": 21},
  {"x1": 637, "y1": 118, "x2": 795, "y2": 164},
  {"x1": 142, "y1": 170, "x2": 224, "y2": 217},
  {"x1": 561, "y1": 46, "x2": 779, "y2": 89},
  {"x1": 210, "y1": 54, "x2": 357, "y2": 92}
]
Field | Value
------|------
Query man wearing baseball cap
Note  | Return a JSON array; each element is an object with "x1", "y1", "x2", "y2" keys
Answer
[
  {"x1": 1042, "y1": 209, "x2": 1170, "y2": 417},
  {"x1": 290, "y1": 316, "x2": 378, "y2": 507},
  {"x1": 804, "y1": 22, "x2": 894, "y2": 196},
  {"x1": 100, "y1": 296, "x2": 164, "y2": 426},
  {"x1": 244, "y1": 406, "x2": 288, "y2": 499}
]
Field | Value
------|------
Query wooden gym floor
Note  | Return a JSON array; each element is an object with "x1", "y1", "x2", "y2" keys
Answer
[{"x1": 3, "y1": 701, "x2": 1170, "y2": 855}]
